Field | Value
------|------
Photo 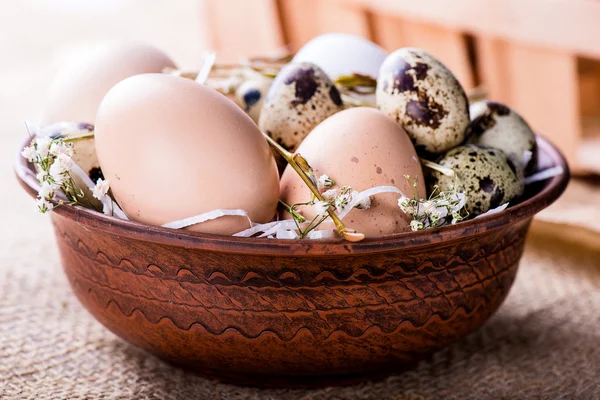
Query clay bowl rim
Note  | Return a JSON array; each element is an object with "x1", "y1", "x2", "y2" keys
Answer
[{"x1": 15, "y1": 134, "x2": 569, "y2": 256}]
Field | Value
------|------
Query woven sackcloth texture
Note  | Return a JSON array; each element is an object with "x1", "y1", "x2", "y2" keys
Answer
[{"x1": 1, "y1": 229, "x2": 599, "y2": 400}]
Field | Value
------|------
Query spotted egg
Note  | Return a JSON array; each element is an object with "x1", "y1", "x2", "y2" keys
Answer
[
  {"x1": 43, "y1": 122, "x2": 102, "y2": 208},
  {"x1": 376, "y1": 48, "x2": 470, "y2": 155},
  {"x1": 258, "y1": 62, "x2": 344, "y2": 152},
  {"x1": 466, "y1": 101, "x2": 538, "y2": 174},
  {"x1": 234, "y1": 77, "x2": 272, "y2": 123},
  {"x1": 429, "y1": 145, "x2": 524, "y2": 216}
]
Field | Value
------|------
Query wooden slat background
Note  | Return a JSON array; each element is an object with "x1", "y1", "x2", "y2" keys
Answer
[{"x1": 201, "y1": 0, "x2": 600, "y2": 174}]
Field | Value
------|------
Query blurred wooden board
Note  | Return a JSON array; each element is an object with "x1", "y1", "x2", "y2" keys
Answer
[
  {"x1": 277, "y1": 0, "x2": 370, "y2": 51},
  {"x1": 335, "y1": 0, "x2": 600, "y2": 58},
  {"x1": 533, "y1": 177, "x2": 600, "y2": 250},
  {"x1": 476, "y1": 39, "x2": 581, "y2": 171},
  {"x1": 370, "y1": 15, "x2": 474, "y2": 89},
  {"x1": 578, "y1": 118, "x2": 600, "y2": 175},
  {"x1": 203, "y1": 0, "x2": 285, "y2": 61}
]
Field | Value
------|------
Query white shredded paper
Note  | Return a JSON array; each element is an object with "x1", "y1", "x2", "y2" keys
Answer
[
  {"x1": 162, "y1": 209, "x2": 250, "y2": 230},
  {"x1": 41, "y1": 121, "x2": 94, "y2": 138},
  {"x1": 275, "y1": 229, "x2": 299, "y2": 239},
  {"x1": 306, "y1": 230, "x2": 335, "y2": 239},
  {"x1": 338, "y1": 186, "x2": 405, "y2": 220},
  {"x1": 524, "y1": 166, "x2": 564, "y2": 185},
  {"x1": 232, "y1": 185, "x2": 407, "y2": 239},
  {"x1": 196, "y1": 52, "x2": 216, "y2": 84},
  {"x1": 70, "y1": 162, "x2": 128, "y2": 220},
  {"x1": 521, "y1": 150, "x2": 533, "y2": 169},
  {"x1": 475, "y1": 203, "x2": 509, "y2": 219}
]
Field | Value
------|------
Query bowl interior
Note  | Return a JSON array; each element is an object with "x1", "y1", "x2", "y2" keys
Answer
[{"x1": 14, "y1": 135, "x2": 569, "y2": 255}]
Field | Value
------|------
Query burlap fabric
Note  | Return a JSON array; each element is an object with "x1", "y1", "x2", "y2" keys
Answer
[{"x1": 2, "y1": 225, "x2": 599, "y2": 399}]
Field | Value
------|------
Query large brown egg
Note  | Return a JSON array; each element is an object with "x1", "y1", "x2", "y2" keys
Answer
[
  {"x1": 280, "y1": 107, "x2": 426, "y2": 236},
  {"x1": 95, "y1": 74, "x2": 280, "y2": 235},
  {"x1": 42, "y1": 42, "x2": 176, "y2": 125}
]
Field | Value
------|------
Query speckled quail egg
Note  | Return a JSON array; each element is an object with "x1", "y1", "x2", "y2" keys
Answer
[
  {"x1": 466, "y1": 101, "x2": 538, "y2": 174},
  {"x1": 45, "y1": 122, "x2": 101, "y2": 180},
  {"x1": 234, "y1": 77, "x2": 272, "y2": 123},
  {"x1": 292, "y1": 33, "x2": 388, "y2": 104},
  {"x1": 293, "y1": 33, "x2": 387, "y2": 82},
  {"x1": 42, "y1": 122, "x2": 102, "y2": 208},
  {"x1": 429, "y1": 145, "x2": 524, "y2": 216},
  {"x1": 259, "y1": 62, "x2": 344, "y2": 152},
  {"x1": 376, "y1": 48, "x2": 470, "y2": 155}
]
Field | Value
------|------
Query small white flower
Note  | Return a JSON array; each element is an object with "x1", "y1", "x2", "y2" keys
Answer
[
  {"x1": 36, "y1": 198, "x2": 54, "y2": 213},
  {"x1": 421, "y1": 200, "x2": 436, "y2": 214},
  {"x1": 55, "y1": 153, "x2": 73, "y2": 170},
  {"x1": 410, "y1": 220, "x2": 424, "y2": 231},
  {"x1": 36, "y1": 170, "x2": 47, "y2": 182},
  {"x1": 450, "y1": 192, "x2": 467, "y2": 214},
  {"x1": 313, "y1": 200, "x2": 330, "y2": 216},
  {"x1": 48, "y1": 153, "x2": 73, "y2": 185},
  {"x1": 49, "y1": 164, "x2": 66, "y2": 185},
  {"x1": 430, "y1": 207, "x2": 448, "y2": 222},
  {"x1": 38, "y1": 181, "x2": 55, "y2": 201},
  {"x1": 334, "y1": 189, "x2": 353, "y2": 213},
  {"x1": 398, "y1": 195, "x2": 416, "y2": 215},
  {"x1": 90, "y1": 178, "x2": 110, "y2": 200},
  {"x1": 21, "y1": 145, "x2": 37, "y2": 162},
  {"x1": 35, "y1": 137, "x2": 52, "y2": 159},
  {"x1": 398, "y1": 195, "x2": 409, "y2": 207},
  {"x1": 322, "y1": 189, "x2": 338, "y2": 202},
  {"x1": 317, "y1": 175, "x2": 334, "y2": 192},
  {"x1": 49, "y1": 141, "x2": 74, "y2": 157}
]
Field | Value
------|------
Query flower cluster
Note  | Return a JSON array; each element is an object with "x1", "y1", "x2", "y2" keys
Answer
[
  {"x1": 22, "y1": 136, "x2": 77, "y2": 212},
  {"x1": 283, "y1": 174, "x2": 374, "y2": 238},
  {"x1": 21, "y1": 136, "x2": 108, "y2": 213},
  {"x1": 398, "y1": 176, "x2": 468, "y2": 231},
  {"x1": 91, "y1": 178, "x2": 110, "y2": 200},
  {"x1": 312, "y1": 176, "x2": 372, "y2": 215}
]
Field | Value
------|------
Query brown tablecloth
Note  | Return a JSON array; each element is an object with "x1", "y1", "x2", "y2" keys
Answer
[{"x1": 2, "y1": 230, "x2": 599, "y2": 400}]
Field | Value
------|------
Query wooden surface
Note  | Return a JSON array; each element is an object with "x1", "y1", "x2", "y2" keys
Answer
[
  {"x1": 477, "y1": 39, "x2": 582, "y2": 170},
  {"x1": 203, "y1": 0, "x2": 285, "y2": 61},
  {"x1": 336, "y1": 0, "x2": 600, "y2": 59},
  {"x1": 277, "y1": 0, "x2": 370, "y2": 52}
]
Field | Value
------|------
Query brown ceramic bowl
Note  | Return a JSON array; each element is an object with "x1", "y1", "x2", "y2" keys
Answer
[{"x1": 15, "y1": 135, "x2": 568, "y2": 387}]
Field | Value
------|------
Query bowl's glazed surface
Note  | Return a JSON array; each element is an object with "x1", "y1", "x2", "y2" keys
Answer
[{"x1": 15, "y1": 136, "x2": 569, "y2": 387}]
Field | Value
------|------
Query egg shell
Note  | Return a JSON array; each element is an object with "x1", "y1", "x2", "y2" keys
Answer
[
  {"x1": 280, "y1": 107, "x2": 426, "y2": 237},
  {"x1": 466, "y1": 101, "x2": 538, "y2": 174},
  {"x1": 259, "y1": 62, "x2": 344, "y2": 152},
  {"x1": 430, "y1": 145, "x2": 524, "y2": 216},
  {"x1": 234, "y1": 77, "x2": 272, "y2": 123},
  {"x1": 293, "y1": 33, "x2": 387, "y2": 81},
  {"x1": 42, "y1": 42, "x2": 176, "y2": 125},
  {"x1": 376, "y1": 48, "x2": 470, "y2": 154},
  {"x1": 95, "y1": 74, "x2": 280, "y2": 235},
  {"x1": 43, "y1": 122, "x2": 102, "y2": 208}
]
